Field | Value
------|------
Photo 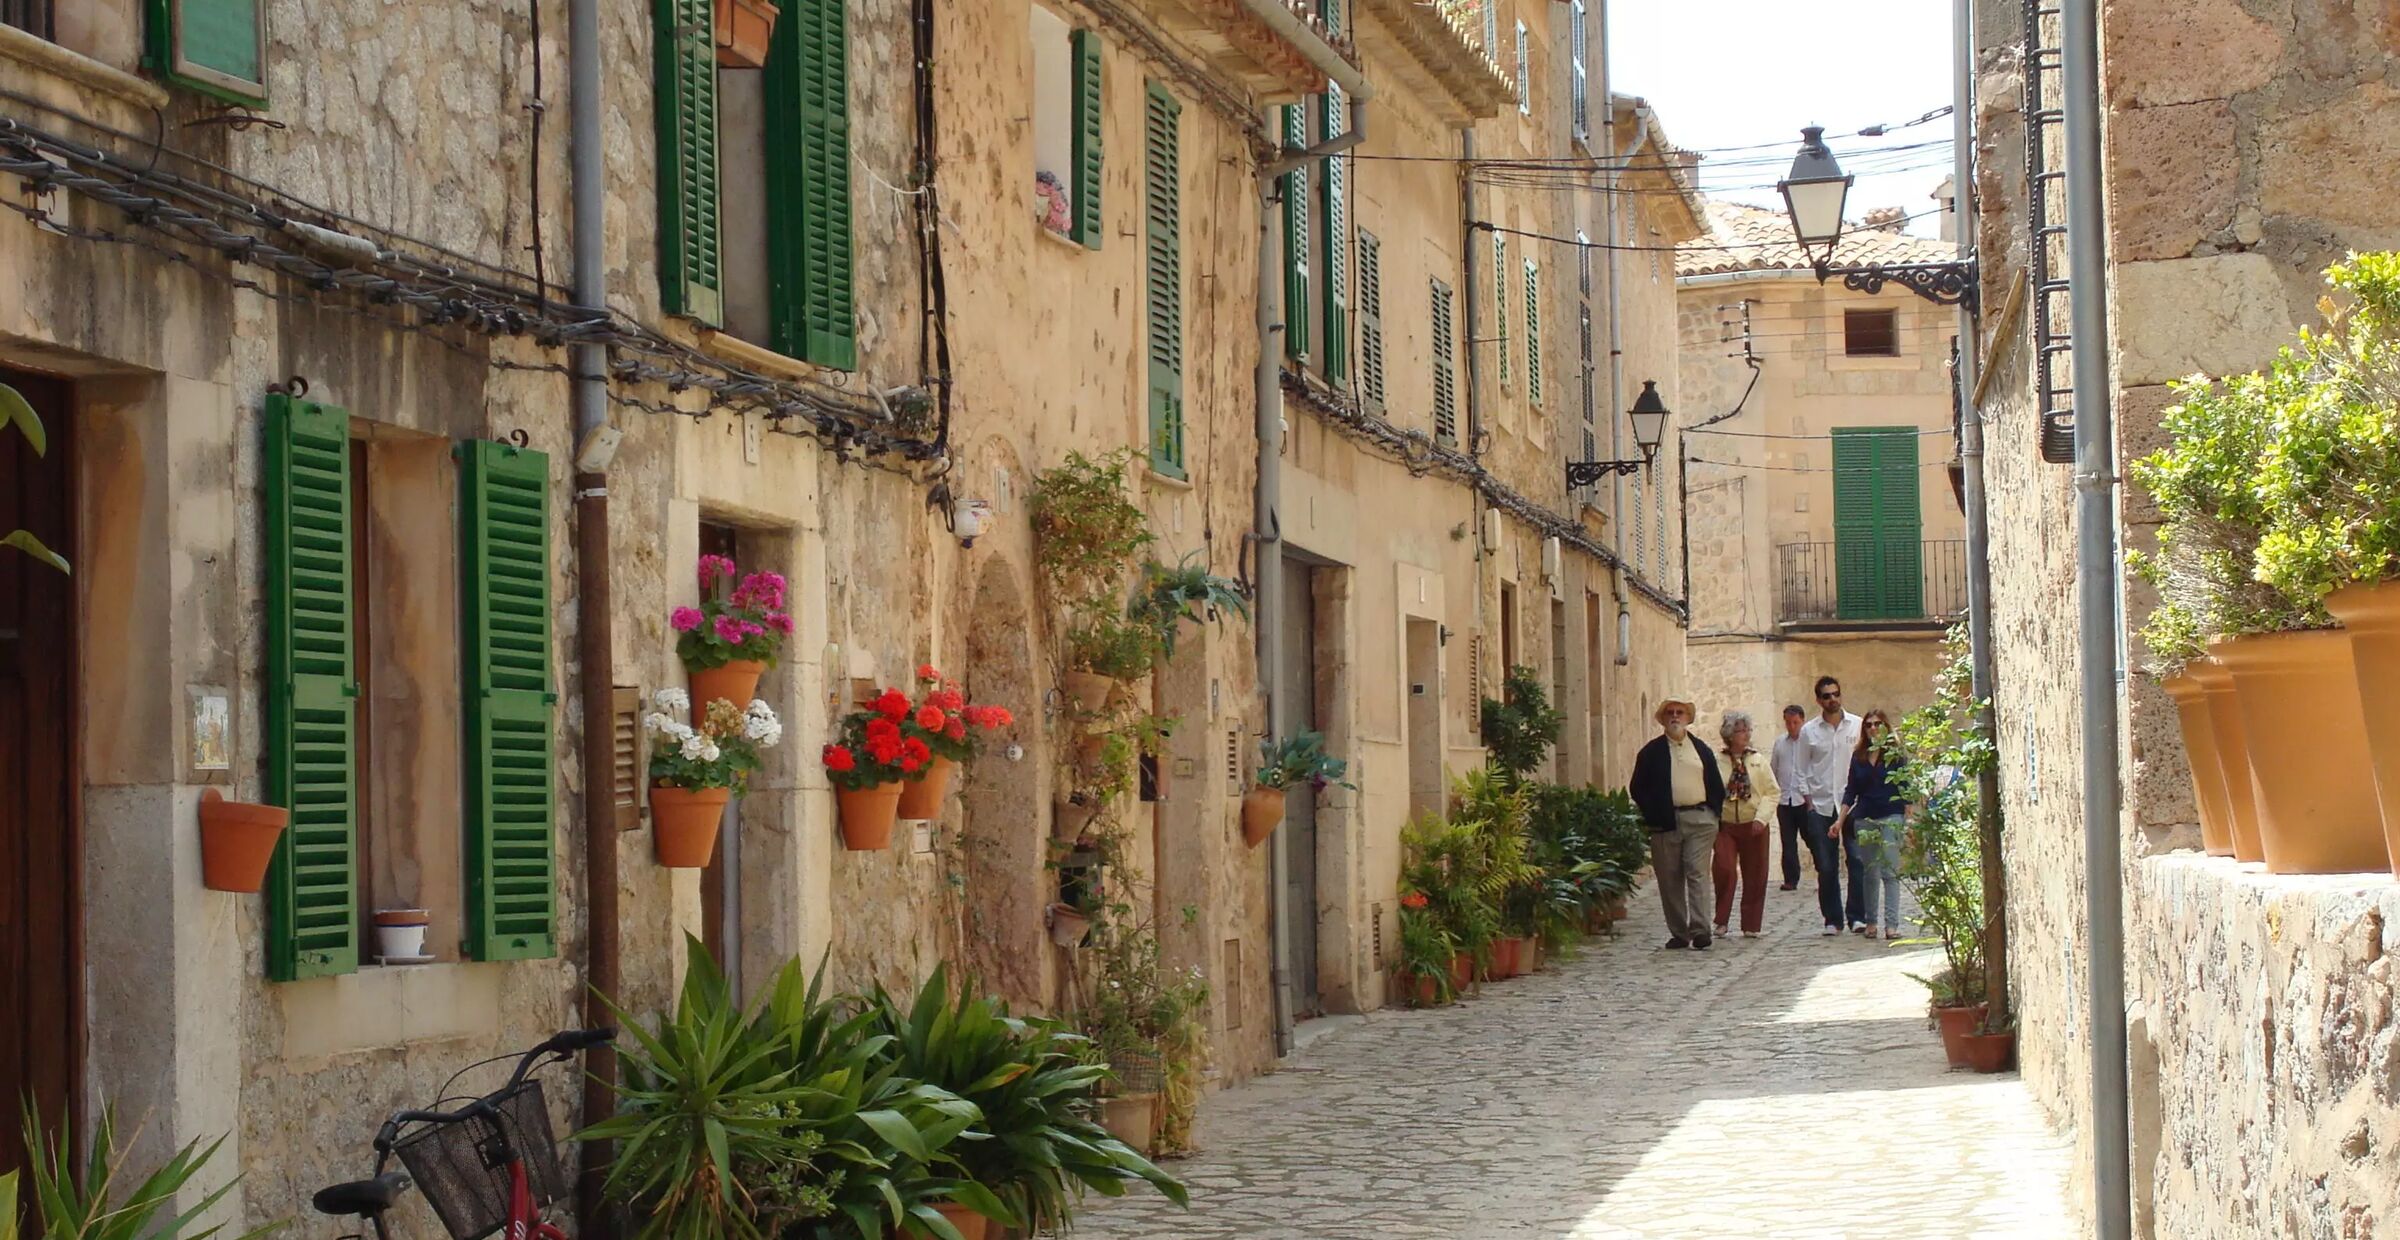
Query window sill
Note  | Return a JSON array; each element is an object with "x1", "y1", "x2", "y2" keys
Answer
[
  {"x1": 1145, "y1": 466, "x2": 1193, "y2": 492},
  {"x1": 0, "y1": 24, "x2": 169, "y2": 110},
  {"x1": 1037, "y1": 224, "x2": 1089, "y2": 254},
  {"x1": 1825, "y1": 354, "x2": 1917, "y2": 372},
  {"x1": 694, "y1": 327, "x2": 820, "y2": 383}
]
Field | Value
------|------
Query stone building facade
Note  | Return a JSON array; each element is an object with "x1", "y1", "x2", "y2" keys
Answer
[
  {"x1": 0, "y1": 0, "x2": 1692, "y2": 1227},
  {"x1": 1968, "y1": 0, "x2": 2400, "y2": 1233},
  {"x1": 1677, "y1": 200, "x2": 1966, "y2": 734}
]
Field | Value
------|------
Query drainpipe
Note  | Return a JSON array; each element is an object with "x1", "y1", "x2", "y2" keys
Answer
[
  {"x1": 566, "y1": 0, "x2": 619, "y2": 1233},
  {"x1": 1251, "y1": 28, "x2": 1370, "y2": 1058},
  {"x1": 1600, "y1": 85, "x2": 1652, "y2": 665},
  {"x1": 2063, "y1": 0, "x2": 2130, "y2": 1233},
  {"x1": 1951, "y1": 0, "x2": 2010, "y2": 1034}
]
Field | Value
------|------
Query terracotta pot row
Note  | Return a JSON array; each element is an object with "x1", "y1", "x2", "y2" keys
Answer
[
  {"x1": 1930, "y1": 1002, "x2": 2015, "y2": 1073},
  {"x1": 2164, "y1": 581, "x2": 2400, "y2": 879}
]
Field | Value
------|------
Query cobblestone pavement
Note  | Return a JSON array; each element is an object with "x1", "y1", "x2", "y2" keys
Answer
[{"x1": 1079, "y1": 882, "x2": 2079, "y2": 1240}]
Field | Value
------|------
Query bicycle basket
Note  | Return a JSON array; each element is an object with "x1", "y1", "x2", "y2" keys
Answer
[{"x1": 392, "y1": 1080, "x2": 568, "y2": 1240}]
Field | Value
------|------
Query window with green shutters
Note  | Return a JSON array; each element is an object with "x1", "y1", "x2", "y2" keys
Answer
[
  {"x1": 653, "y1": 0, "x2": 722, "y2": 324},
  {"x1": 1319, "y1": 85, "x2": 1350, "y2": 387},
  {"x1": 1071, "y1": 29, "x2": 1104, "y2": 248},
  {"x1": 459, "y1": 441, "x2": 558, "y2": 962},
  {"x1": 146, "y1": 0, "x2": 267, "y2": 106},
  {"x1": 1432, "y1": 278, "x2": 1457, "y2": 445},
  {"x1": 1145, "y1": 82, "x2": 1186, "y2": 477},
  {"x1": 1358, "y1": 230, "x2": 1384, "y2": 412},
  {"x1": 1831, "y1": 427, "x2": 1925, "y2": 620},
  {"x1": 1281, "y1": 104, "x2": 1311, "y2": 364},
  {"x1": 766, "y1": 0, "x2": 856, "y2": 369},
  {"x1": 1494, "y1": 235, "x2": 1510, "y2": 389},
  {"x1": 264, "y1": 394, "x2": 359, "y2": 982},
  {"x1": 1523, "y1": 257, "x2": 1541, "y2": 405}
]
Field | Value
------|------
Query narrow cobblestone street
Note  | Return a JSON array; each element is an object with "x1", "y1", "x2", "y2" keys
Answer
[{"x1": 1080, "y1": 882, "x2": 2077, "y2": 1239}]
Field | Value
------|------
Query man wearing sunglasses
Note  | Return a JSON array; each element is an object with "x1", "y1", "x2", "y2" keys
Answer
[{"x1": 1796, "y1": 675, "x2": 1864, "y2": 935}]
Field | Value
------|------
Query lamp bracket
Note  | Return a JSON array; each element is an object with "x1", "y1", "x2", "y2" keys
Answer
[
  {"x1": 1565, "y1": 459, "x2": 1647, "y2": 489},
  {"x1": 1812, "y1": 259, "x2": 1979, "y2": 311}
]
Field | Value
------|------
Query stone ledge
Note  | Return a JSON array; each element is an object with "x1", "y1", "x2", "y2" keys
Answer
[{"x1": 0, "y1": 23, "x2": 169, "y2": 110}]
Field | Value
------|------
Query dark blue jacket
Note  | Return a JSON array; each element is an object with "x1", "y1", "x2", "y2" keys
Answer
[{"x1": 1842, "y1": 755, "x2": 1910, "y2": 821}]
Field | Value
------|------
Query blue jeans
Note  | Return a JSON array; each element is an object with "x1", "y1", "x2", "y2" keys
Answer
[
  {"x1": 1840, "y1": 820, "x2": 1869, "y2": 928},
  {"x1": 1802, "y1": 810, "x2": 1844, "y2": 928},
  {"x1": 1854, "y1": 816, "x2": 1906, "y2": 930}
]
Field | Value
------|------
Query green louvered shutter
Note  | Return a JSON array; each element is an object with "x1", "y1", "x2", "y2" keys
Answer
[
  {"x1": 767, "y1": 0, "x2": 857, "y2": 369},
  {"x1": 1832, "y1": 427, "x2": 1923, "y2": 620},
  {"x1": 1431, "y1": 278, "x2": 1457, "y2": 445},
  {"x1": 263, "y1": 394, "x2": 357, "y2": 982},
  {"x1": 1145, "y1": 83, "x2": 1186, "y2": 477},
  {"x1": 1494, "y1": 235, "x2": 1510, "y2": 388},
  {"x1": 460, "y1": 440, "x2": 558, "y2": 961},
  {"x1": 1320, "y1": 85, "x2": 1350, "y2": 387},
  {"x1": 1071, "y1": 29, "x2": 1105, "y2": 249},
  {"x1": 1875, "y1": 430, "x2": 1924, "y2": 617},
  {"x1": 1281, "y1": 104, "x2": 1311, "y2": 364},
  {"x1": 145, "y1": 0, "x2": 268, "y2": 105},
  {"x1": 1358, "y1": 230, "x2": 1384, "y2": 411},
  {"x1": 1524, "y1": 258, "x2": 1541, "y2": 405},
  {"x1": 653, "y1": 0, "x2": 722, "y2": 325}
]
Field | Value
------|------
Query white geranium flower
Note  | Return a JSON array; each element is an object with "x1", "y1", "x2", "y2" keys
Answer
[
  {"x1": 679, "y1": 734, "x2": 711, "y2": 761},
  {"x1": 746, "y1": 699, "x2": 775, "y2": 720},
  {"x1": 699, "y1": 741, "x2": 721, "y2": 763},
  {"x1": 653, "y1": 687, "x2": 690, "y2": 711}
]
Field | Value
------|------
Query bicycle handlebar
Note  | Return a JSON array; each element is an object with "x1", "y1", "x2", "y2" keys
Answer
[{"x1": 371, "y1": 1029, "x2": 617, "y2": 1149}]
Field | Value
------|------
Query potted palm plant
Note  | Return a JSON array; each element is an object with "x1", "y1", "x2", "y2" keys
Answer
[{"x1": 645, "y1": 687, "x2": 782, "y2": 867}]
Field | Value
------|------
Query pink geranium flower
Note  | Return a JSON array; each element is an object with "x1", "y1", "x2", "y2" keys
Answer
[
  {"x1": 670, "y1": 606, "x2": 704, "y2": 632},
  {"x1": 713, "y1": 614, "x2": 748, "y2": 645}
]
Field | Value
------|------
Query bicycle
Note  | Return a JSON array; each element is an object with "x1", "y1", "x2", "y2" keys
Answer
[{"x1": 310, "y1": 1028, "x2": 617, "y2": 1240}]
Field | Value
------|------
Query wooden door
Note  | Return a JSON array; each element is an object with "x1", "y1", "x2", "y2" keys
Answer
[{"x1": 0, "y1": 367, "x2": 78, "y2": 1171}]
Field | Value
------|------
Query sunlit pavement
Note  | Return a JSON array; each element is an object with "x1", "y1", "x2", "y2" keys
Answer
[{"x1": 1075, "y1": 883, "x2": 2079, "y2": 1239}]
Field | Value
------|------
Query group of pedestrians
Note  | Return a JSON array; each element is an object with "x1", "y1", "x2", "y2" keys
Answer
[{"x1": 1627, "y1": 676, "x2": 1914, "y2": 951}]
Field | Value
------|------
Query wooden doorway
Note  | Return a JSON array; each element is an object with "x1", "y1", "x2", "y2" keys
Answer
[{"x1": 0, "y1": 366, "x2": 79, "y2": 1171}]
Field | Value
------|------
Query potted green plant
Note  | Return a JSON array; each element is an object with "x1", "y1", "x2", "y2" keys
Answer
[
  {"x1": 1073, "y1": 921, "x2": 1206, "y2": 1160},
  {"x1": 674, "y1": 556, "x2": 791, "y2": 713},
  {"x1": 1392, "y1": 894, "x2": 1460, "y2": 1007},
  {"x1": 1131, "y1": 553, "x2": 1250, "y2": 661},
  {"x1": 645, "y1": 687, "x2": 783, "y2": 867},
  {"x1": 1479, "y1": 665, "x2": 1563, "y2": 786},
  {"x1": 823, "y1": 685, "x2": 928, "y2": 851},
  {"x1": 895, "y1": 663, "x2": 1016, "y2": 820},
  {"x1": 1032, "y1": 451, "x2": 1158, "y2": 705},
  {"x1": 1244, "y1": 730, "x2": 1351, "y2": 848},
  {"x1": 1893, "y1": 625, "x2": 1998, "y2": 1063},
  {"x1": 7, "y1": 1104, "x2": 278, "y2": 1240}
]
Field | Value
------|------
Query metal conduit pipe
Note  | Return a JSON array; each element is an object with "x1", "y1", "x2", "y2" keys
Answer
[
  {"x1": 2063, "y1": 0, "x2": 2131, "y2": 1232},
  {"x1": 1600, "y1": 83, "x2": 1653, "y2": 664}
]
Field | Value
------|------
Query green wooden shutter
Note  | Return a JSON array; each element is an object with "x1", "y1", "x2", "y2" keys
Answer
[
  {"x1": 1281, "y1": 104, "x2": 1311, "y2": 364},
  {"x1": 1524, "y1": 258, "x2": 1541, "y2": 405},
  {"x1": 767, "y1": 0, "x2": 856, "y2": 369},
  {"x1": 1320, "y1": 85, "x2": 1350, "y2": 387},
  {"x1": 1358, "y1": 230, "x2": 1384, "y2": 410},
  {"x1": 1431, "y1": 279, "x2": 1457, "y2": 445},
  {"x1": 1071, "y1": 29, "x2": 1105, "y2": 249},
  {"x1": 263, "y1": 394, "x2": 357, "y2": 983},
  {"x1": 460, "y1": 440, "x2": 558, "y2": 962},
  {"x1": 1876, "y1": 431, "x2": 1924, "y2": 617},
  {"x1": 653, "y1": 0, "x2": 722, "y2": 325},
  {"x1": 1145, "y1": 83, "x2": 1186, "y2": 477},
  {"x1": 1832, "y1": 427, "x2": 1923, "y2": 620},
  {"x1": 145, "y1": 0, "x2": 267, "y2": 106},
  {"x1": 1494, "y1": 235, "x2": 1510, "y2": 388}
]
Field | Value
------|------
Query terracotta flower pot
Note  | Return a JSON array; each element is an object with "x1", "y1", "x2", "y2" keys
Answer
[
  {"x1": 1075, "y1": 734, "x2": 1110, "y2": 781},
  {"x1": 713, "y1": 0, "x2": 779, "y2": 68},
  {"x1": 198, "y1": 789, "x2": 289, "y2": 893},
  {"x1": 1240, "y1": 786, "x2": 1286, "y2": 848},
  {"x1": 1959, "y1": 1028, "x2": 2016, "y2": 1074},
  {"x1": 931, "y1": 1203, "x2": 990, "y2": 1240},
  {"x1": 2214, "y1": 631, "x2": 2392, "y2": 875},
  {"x1": 1934, "y1": 1002, "x2": 1988, "y2": 1070},
  {"x1": 2188, "y1": 656, "x2": 2265, "y2": 863},
  {"x1": 896, "y1": 756, "x2": 957, "y2": 820},
  {"x1": 1047, "y1": 903, "x2": 1091, "y2": 947},
  {"x1": 1402, "y1": 972, "x2": 1445, "y2": 1007},
  {"x1": 836, "y1": 781, "x2": 905, "y2": 851},
  {"x1": 2159, "y1": 673, "x2": 2236, "y2": 857},
  {"x1": 652, "y1": 785, "x2": 732, "y2": 867},
  {"x1": 1062, "y1": 670, "x2": 1116, "y2": 713},
  {"x1": 690, "y1": 659, "x2": 766, "y2": 712},
  {"x1": 1099, "y1": 1092, "x2": 1159, "y2": 1155},
  {"x1": 2324, "y1": 581, "x2": 2400, "y2": 879},
  {"x1": 1053, "y1": 794, "x2": 1100, "y2": 842},
  {"x1": 1449, "y1": 951, "x2": 1474, "y2": 995}
]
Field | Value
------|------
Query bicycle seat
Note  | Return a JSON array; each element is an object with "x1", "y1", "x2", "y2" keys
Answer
[{"x1": 312, "y1": 1172, "x2": 413, "y2": 1216}]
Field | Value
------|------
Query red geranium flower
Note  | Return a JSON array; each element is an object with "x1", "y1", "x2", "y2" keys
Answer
[
  {"x1": 874, "y1": 689, "x2": 910, "y2": 720},
  {"x1": 1400, "y1": 890, "x2": 1429, "y2": 910},
  {"x1": 865, "y1": 716, "x2": 901, "y2": 742},
  {"x1": 822, "y1": 744, "x2": 857, "y2": 773},
  {"x1": 868, "y1": 736, "x2": 903, "y2": 764},
  {"x1": 944, "y1": 719, "x2": 967, "y2": 741},
  {"x1": 917, "y1": 663, "x2": 940, "y2": 681},
  {"x1": 981, "y1": 706, "x2": 1014, "y2": 728},
  {"x1": 932, "y1": 689, "x2": 965, "y2": 713},
  {"x1": 915, "y1": 705, "x2": 947, "y2": 732}
]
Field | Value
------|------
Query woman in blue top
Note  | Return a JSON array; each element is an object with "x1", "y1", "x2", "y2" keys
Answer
[{"x1": 1834, "y1": 710, "x2": 1911, "y2": 940}]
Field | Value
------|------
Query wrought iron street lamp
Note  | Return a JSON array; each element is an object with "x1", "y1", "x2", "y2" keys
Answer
[
  {"x1": 1565, "y1": 380, "x2": 1670, "y2": 489},
  {"x1": 1776, "y1": 126, "x2": 1978, "y2": 311}
]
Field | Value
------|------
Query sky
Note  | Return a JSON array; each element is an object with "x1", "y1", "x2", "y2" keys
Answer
[{"x1": 1606, "y1": 0, "x2": 1958, "y2": 237}]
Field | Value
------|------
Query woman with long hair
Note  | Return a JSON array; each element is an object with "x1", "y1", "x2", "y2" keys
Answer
[{"x1": 1834, "y1": 710, "x2": 1911, "y2": 940}]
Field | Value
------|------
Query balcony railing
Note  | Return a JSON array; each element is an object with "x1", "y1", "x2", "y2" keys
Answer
[{"x1": 1774, "y1": 540, "x2": 1967, "y2": 626}]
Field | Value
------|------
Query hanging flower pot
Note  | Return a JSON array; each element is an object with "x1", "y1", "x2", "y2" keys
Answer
[
  {"x1": 1934, "y1": 1002, "x2": 1988, "y2": 1070},
  {"x1": 372, "y1": 909, "x2": 433, "y2": 963},
  {"x1": 1240, "y1": 786, "x2": 1286, "y2": 848},
  {"x1": 652, "y1": 785, "x2": 732, "y2": 867},
  {"x1": 1959, "y1": 1027, "x2": 2017, "y2": 1074},
  {"x1": 1047, "y1": 902, "x2": 1092, "y2": 947},
  {"x1": 2159, "y1": 672, "x2": 2236, "y2": 857},
  {"x1": 690, "y1": 659, "x2": 767, "y2": 714},
  {"x1": 896, "y1": 756, "x2": 957, "y2": 820},
  {"x1": 1062, "y1": 670, "x2": 1116, "y2": 713},
  {"x1": 2188, "y1": 656, "x2": 2265, "y2": 863},
  {"x1": 1076, "y1": 734, "x2": 1111, "y2": 781},
  {"x1": 837, "y1": 781, "x2": 905, "y2": 851},
  {"x1": 198, "y1": 788, "x2": 289, "y2": 893},
  {"x1": 930, "y1": 1204, "x2": 990, "y2": 1240},
  {"x1": 2325, "y1": 581, "x2": 2400, "y2": 878},
  {"x1": 2214, "y1": 631, "x2": 2391, "y2": 874},
  {"x1": 713, "y1": 0, "x2": 780, "y2": 69},
  {"x1": 1053, "y1": 793, "x2": 1101, "y2": 842}
]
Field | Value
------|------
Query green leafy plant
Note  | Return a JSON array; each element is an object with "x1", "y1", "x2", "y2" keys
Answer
[
  {"x1": 1131, "y1": 553, "x2": 1250, "y2": 660},
  {"x1": 1065, "y1": 606, "x2": 1164, "y2": 680},
  {"x1": 1030, "y1": 451, "x2": 1156, "y2": 611},
  {"x1": 863, "y1": 967, "x2": 1186, "y2": 1235},
  {"x1": 7, "y1": 1104, "x2": 278, "y2": 1240},
  {"x1": 645, "y1": 689, "x2": 782, "y2": 791},
  {"x1": 1893, "y1": 625, "x2": 1993, "y2": 1013},
  {"x1": 1478, "y1": 666, "x2": 1563, "y2": 782},
  {"x1": 0, "y1": 384, "x2": 66, "y2": 575},
  {"x1": 1255, "y1": 730, "x2": 1352, "y2": 791},
  {"x1": 1391, "y1": 903, "x2": 1459, "y2": 1005}
]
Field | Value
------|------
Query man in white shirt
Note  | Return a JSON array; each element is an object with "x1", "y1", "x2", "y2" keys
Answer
[
  {"x1": 1797, "y1": 675, "x2": 1863, "y2": 935},
  {"x1": 1769, "y1": 705, "x2": 1811, "y2": 891}
]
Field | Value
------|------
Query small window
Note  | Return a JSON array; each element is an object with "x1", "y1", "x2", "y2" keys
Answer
[
  {"x1": 1514, "y1": 20, "x2": 1529, "y2": 115},
  {"x1": 2, "y1": 1, "x2": 51, "y2": 40},
  {"x1": 1030, "y1": 9, "x2": 1102, "y2": 246},
  {"x1": 1844, "y1": 307, "x2": 1900, "y2": 357}
]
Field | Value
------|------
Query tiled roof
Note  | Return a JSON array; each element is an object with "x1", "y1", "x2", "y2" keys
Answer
[{"x1": 1676, "y1": 198, "x2": 1958, "y2": 278}]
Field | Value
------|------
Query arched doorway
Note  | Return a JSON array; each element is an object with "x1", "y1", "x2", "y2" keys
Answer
[{"x1": 958, "y1": 557, "x2": 1045, "y2": 1007}]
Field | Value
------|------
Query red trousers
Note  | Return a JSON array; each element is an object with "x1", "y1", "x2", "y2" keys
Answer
[{"x1": 1713, "y1": 820, "x2": 1771, "y2": 934}]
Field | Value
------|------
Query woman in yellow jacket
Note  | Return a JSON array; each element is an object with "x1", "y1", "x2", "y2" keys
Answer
[{"x1": 1713, "y1": 710, "x2": 1780, "y2": 938}]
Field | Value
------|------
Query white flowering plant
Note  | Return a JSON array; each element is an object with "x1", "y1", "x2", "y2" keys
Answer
[{"x1": 644, "y1": 688, "x2": 783, "y2": 792}]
